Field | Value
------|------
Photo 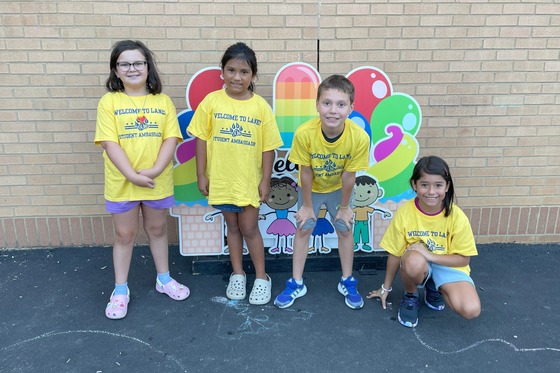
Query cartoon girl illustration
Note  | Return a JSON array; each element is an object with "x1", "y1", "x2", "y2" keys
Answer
[
  {"x1": 308, "y1": 207, "x2": 335, "y2": 254},
  {"x1": 260, "y1": 176, "x2": 298, "y2": 254}
]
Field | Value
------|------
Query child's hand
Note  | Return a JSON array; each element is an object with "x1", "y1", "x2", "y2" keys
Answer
[
  {"x1": 294, "y1": 205, "x2": 316, "y2": 229},
  {"x1": 137, "y1": 168, "x2": 158, "y2": 180},
  {"x1": 197, "y1": 175, "x2": 209, "y2": 196},
  {"x1": 367, "y1": 287, "x2": 390, "y2": 309},
  {"x1": 129, "y1": 173, "x2": 156, "y2": 189},
  {"x1": 258, "y1": 179, "x2": 271, "y2": 202},
  {"x1": 335, "y1": 206, "x2": 354, "y2": 230},
  {"x1": 405, "y1": 242, "x2": 432, "y2": 261}
]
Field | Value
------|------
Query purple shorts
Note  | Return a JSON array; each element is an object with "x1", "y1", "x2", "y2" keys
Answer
[{"x1": 106, "y1": 195, "x2": 175, "y2": 214}]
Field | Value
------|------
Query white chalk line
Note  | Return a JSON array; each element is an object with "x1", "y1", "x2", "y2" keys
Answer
[
  {"x1": 413, "y1": 329, "x2": 560, "y2": 355},
  {"x1": 211, "y1": 296, "x2": 313, "y2": 340},
  {"x1": 1, "y1": 329, "x2": 188, "y2": 372}
]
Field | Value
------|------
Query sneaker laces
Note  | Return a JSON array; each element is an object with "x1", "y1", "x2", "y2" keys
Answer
[
  {"x1": 342, "y1": 277, "x2": 359, "y2": 295},
  {"x1": 428, "y1": 289, "x2": 443, "y2": 302},
  {"x1": 401, "y1": 294, "x2": 419, "y2": 309}
]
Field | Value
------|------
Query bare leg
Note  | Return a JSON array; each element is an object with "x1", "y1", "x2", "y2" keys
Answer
[
  {"x1": 292, "y1": 227, "x2": 313, "y2": 281},
  {"x1": 440, "y1": 281, "x2": 481, "y2": 319},
  {"x1": 111, "y1": 207, "x2": 140, "y2": 284},
  {"x1": 141, "y1": 204, "x2": 169, "y2": 275},
  {"x1": 222, "y1": 211, "x2": 244, "y2": 275},
  {"x1": 337, "y1": 228, "x2": 354, "y2": 278},
  {"x1": 399, "y1": 250, "x2": 429, "y2": 293},
  {"x1": 238, "y1": 206, "x2": 267, "y2": 280}
]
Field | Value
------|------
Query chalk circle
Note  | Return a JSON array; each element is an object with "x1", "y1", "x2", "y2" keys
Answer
[{"x1": 0, "y1": 330, "x2": 187, "y2": 372}]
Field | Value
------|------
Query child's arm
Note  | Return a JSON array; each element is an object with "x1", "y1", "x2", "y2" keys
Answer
[
  {"x1": 259, "y1": 150, "x2": 274, "y2": 202},
  {"x1": 294, "y1": 165, "x2": 316, "y2": 229},
  {"x1": 335, "y1": 170, "x2": 356, "y2": 230},
  {"x1": 101, "y1": 141, "x2": 155, "y2": 188},
  {"x1": 367, "y1": 253, "x2": 400, "y2": 309},
  {"x1": 195, "y1": 138, "x2": 209, "y2": 196},
  {"x1": 137, "y1": 137, "x2": 179, "y2": 180},
  {"x1": 406, "y1": 242, "x2": 471, "y2": 267}
]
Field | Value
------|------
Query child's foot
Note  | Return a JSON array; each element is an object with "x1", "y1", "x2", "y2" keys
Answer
[
  {"x1": 105, "y1": 288, "x2": 130, "y2": 320},
  {"x1": 337, "y1": 276, "x2": 364, "y2": 309},
  {"x1": 398, "y1": 292, "x2": 420, "y2": 327},
  {"x1": 226, "y1": 272, "x2": 246, "y2": 300},
  {"x1": 155, "y1": 278, "x2": 190, "y2": 301},
  {"x1": 424, "y1": 277, "x2": 445, "y2": 310},
  {"x1": 274, "y1": 277, "x2": 307, "y2": 309},
  {"x1": 249, "y1": 275, "x2": 272, "y2": 305}
]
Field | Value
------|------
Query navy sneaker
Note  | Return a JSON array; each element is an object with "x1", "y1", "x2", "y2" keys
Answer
[
  {"x1": 398, "y1": 292, "x2": 420, "y2": 327},
  {"x1": 337, "y1": 276, "x2": 364, "y2": 309},
  {"x1": 424, "y1": 278, "x2": 445, "y2": 311},
  {"x1": 274, "y1": 277, "x2": 307, "y2": 309}
]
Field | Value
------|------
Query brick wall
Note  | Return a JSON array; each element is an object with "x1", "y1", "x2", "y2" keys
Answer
[{"x1": 1, "y1": 0, "x2": 559, "y2": 249}]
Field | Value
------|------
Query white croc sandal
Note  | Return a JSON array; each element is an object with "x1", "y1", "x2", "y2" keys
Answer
[
  {"x1": 226, "y1": 272, "x2": 246, "y2": 300},
  {"x1": 249, "y1": 275, "x2": 272, "y2": 305}
]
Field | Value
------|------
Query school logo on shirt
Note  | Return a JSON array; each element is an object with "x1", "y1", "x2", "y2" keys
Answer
[
  {"x1": 125, "y1": 116, "x2": 158, "y2": 132},
  {"x1": 220, "y1": 123, "x2": 251, "y2": 138},
  {"x1": 323, "y1": 159, "x2": 336, "y2": 172}
]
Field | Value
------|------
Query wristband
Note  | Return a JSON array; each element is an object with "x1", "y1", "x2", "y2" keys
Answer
[
  {"x1": 337, "y1": 205, "x2": 350, "y2": 209},
  {"x1": 381, "y1": 284, "x2": 392, "y2": 295}
]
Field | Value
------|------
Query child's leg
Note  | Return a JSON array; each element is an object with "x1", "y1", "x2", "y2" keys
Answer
[
  {"x1": 336, "y1": 228, "x2": 354, "y2": 278},
  {"x1": 439, "y1": 282, "x2": 481, "y2": 319},
  {"x1": 399, "y1": 250, "x2": 429, "y2": 293},
  {"x1": 237, "y1": 206, "x2": 267, "y2": 279},
  {"x1": 141, "y1": 204, "x2": 169, "y2": 274},
  {"x1": 292, "y1": 227, "x2": 313, "y2": 281},
  {"x1": 222, "y1": 211, "x2": 244, "y2": 275},
  {"x1": 112, "y1": 207, "x2": 140, "y2": 284}
]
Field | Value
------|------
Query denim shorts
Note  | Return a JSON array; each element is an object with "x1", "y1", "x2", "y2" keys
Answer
[
  {"x1": 420, "y1": 262, "x2": 475, "y2": 290},
  {"x1": 212, "y1": 204, "x2": 244, "y2": 213},
  {"x1": 106, "y1": 195, "x2": 175, "y2": 214}
]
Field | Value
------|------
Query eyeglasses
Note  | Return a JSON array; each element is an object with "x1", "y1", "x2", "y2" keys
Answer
[{"x1": 116, "y1": 61, "x2": 147, "y2": 71}]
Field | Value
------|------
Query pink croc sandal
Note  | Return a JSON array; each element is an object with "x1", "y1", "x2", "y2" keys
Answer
[
  {"x1": 156, "y1": 278, "x2": 190, "y2": 301},
  {"x1": 105, "y1": 289, "x2": 130, "y2": 320}
]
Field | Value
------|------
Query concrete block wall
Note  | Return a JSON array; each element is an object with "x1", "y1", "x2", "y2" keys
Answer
[{"x1": 1, "y1": 0, "x2": 559, "y2": 249}]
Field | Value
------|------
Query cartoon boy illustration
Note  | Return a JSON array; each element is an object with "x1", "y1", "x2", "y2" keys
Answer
[{"x1": 352, "y1": 175, "x2": 392, "y2": 252}]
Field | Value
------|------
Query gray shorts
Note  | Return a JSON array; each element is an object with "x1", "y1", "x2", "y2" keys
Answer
[{"x1": 298, "y1": 189, "x2": 353, "y2": 232}]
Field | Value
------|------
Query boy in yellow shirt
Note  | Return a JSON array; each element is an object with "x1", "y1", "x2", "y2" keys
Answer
[{"x1": 274, "y1": 75, "x2": 370, "y2": 309}]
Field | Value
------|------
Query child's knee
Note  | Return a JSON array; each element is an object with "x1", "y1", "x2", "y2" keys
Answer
[
  {"x1": 115, "y1": 229, "x2": 137, "y2": 245},
  {"x1": 460, "y1": 302, "x2": 481, "y2": 320},
  {"x1": 400, "y1": 252, "x2": 427, "y2": 276},
  {"x1": 144, "y1": 222, "x2": 166, "y2": 237},
  {"x1": 298, "y1": 227, "x2": 313, "y2": 238}
]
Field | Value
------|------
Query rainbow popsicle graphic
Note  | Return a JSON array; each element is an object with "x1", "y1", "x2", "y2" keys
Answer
[
  {"x1": 273, "y1": 62, "x2": 320, "y2": 149},
  {"x1": 173, "y1": 67, "x2": 223, "y2": 207}
]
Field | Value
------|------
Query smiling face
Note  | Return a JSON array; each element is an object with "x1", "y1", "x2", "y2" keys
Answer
[
  {"x1": 412, "y1": 172, "x2": 449, "y2": 214},
  {"x1": 115, "y1": 49, "x2": 148, "y2": 95},
  {"x1": 316, "y1": 88, "x2": 354, "y2": 137},
  {"x1": 354, "y1": 182, "x2": 382, "y2": 208},
  {"x1": 267, "y1": 183, "x2": 298, "y2": 210},
  {"x1": 222, "y1": 57, "x2": 254, "y2": 100}
]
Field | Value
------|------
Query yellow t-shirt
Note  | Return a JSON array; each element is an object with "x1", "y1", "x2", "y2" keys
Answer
[
  {"x1": 94, "y1": 92, "x2": 181, "y2": 201},
  {"x1": 188, "y1": 89, "x2": 283, "y2": 208},
  {"x1": 288, "y1": 117, "x2": 370, "y2": 193},
  {"x1": 380, "y1": 199, "x2": 478, "y2": 275}
]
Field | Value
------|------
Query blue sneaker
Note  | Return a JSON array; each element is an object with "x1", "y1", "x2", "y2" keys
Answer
[
  {"x1": 337, "y1": 276, "x2": 364, "y2": 309},
  {"x1": 424, "y1": 278, "x2": 445, "y2": 311},
  {"x1": 398, "y1": 292, "x2": 420, "y2": 327},
  {"x1": 274, "y1": 278, "x2": 307, "y2": 309}
]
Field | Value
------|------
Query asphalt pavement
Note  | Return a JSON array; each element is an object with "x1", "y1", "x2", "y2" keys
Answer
[{"x1": 1, "y1": 243, "x2": 559, "y2": 372}]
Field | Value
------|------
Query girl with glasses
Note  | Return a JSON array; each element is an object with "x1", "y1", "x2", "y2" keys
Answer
[{"x1": 95, "y1": 40, "x2": 189, "y2": 319}]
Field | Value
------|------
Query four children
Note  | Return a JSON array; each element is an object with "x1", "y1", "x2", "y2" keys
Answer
[{"x1": 97, "y1": 40, "x2": 481, "y2": 325}]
